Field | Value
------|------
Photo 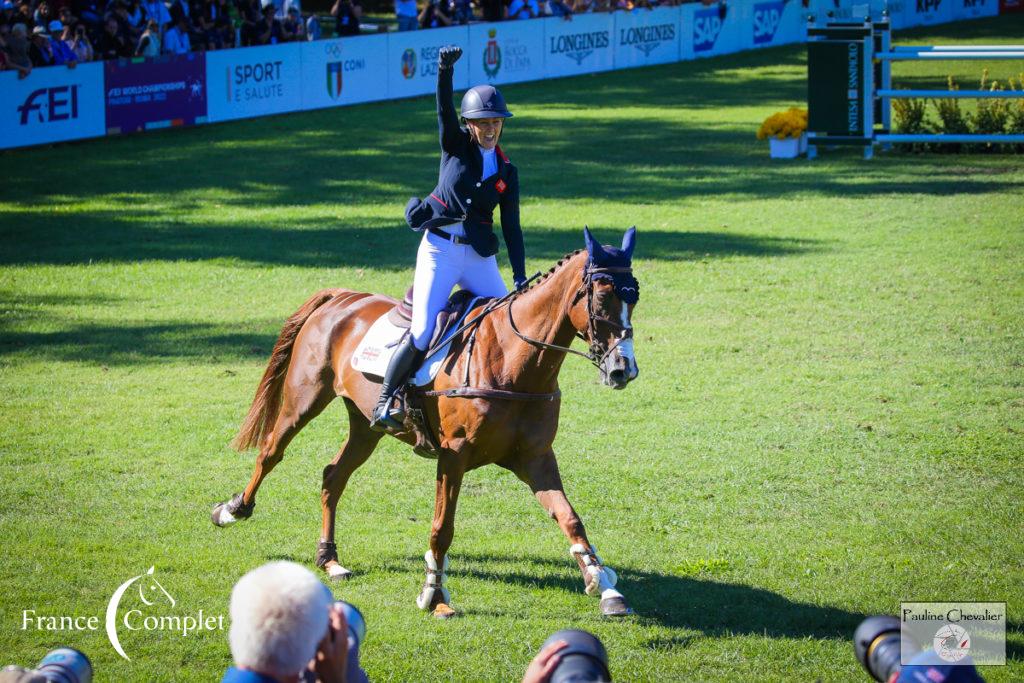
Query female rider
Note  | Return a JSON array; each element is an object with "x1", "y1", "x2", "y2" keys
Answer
[{"x1": 370, "y1": 45, "x2": 527, "y2": 432}]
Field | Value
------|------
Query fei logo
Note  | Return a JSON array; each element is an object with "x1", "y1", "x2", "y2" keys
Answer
[
  {"x1": 483, "y1": 28, "x2": 501, "y2": 79},
  {"x1": 753, "y1": 1, "x2": 784, "y2": 45},
  {"x1": 401, "y1": 48, "x2": 416, "y2": 79},
  {"x1": 693, "y1": 7, "x2": 723, "y2": 53},
  {"x1": 17, "y1": 86, "x2": 80, "y2": 125}
]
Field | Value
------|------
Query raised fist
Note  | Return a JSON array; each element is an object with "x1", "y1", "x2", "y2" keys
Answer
[{"x1": 438, "y1": 45, "x2": 462, "y2": 70}]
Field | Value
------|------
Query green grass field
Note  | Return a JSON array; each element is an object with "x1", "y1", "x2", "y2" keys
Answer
[{"x1": 2, "y1": 15, "x2": 1023, "y2": 682}]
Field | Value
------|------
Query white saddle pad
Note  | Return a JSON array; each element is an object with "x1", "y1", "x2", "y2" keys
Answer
[{"x1": 350, "y1": 297, "x2": 484, "y2": 386}]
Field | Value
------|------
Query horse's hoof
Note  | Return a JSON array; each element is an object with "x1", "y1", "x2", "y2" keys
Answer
[
  {"x1": 211, "y1": 493, "x2": 254, "y2": 527},
  {"x1": 325, "y1": 562, "x2": 352, "y2": 581},
  {"x1": 600, "y1": 596, "x2": 634, "y2": 617},
  {"x1": 432, "y1": 603, "x2": 458, "y2": 619},
  {"x1": 211, "y1": 502, "x2": 238, "y2": 527}
]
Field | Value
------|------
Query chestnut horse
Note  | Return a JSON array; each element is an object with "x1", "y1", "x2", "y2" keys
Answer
[{"x1": 212, "y1": 227, "x2": 640, "y2": 617}]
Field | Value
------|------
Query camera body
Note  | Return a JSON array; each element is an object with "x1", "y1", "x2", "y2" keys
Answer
[
  {"x1": 542, "y1": 630, "x2": 611, "y2": 683},
  {"x1": 0, "y1": 648, "x2": 92, "y2": 683}
]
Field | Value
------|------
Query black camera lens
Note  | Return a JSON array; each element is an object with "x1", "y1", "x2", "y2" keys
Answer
[
  {"x1": 542, "y1": 630, "x2": 611, "y2": 683},
  {"x1": 854, "y1": 616, "x2": 916, "y2": 683},
  {"x1": 36, "y1": 648, "x2": 92, "y2": 683}
]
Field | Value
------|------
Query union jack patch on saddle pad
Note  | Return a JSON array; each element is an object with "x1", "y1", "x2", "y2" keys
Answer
[{"x1": 495, "y1": 179, "x2": 507, "y2": 194}]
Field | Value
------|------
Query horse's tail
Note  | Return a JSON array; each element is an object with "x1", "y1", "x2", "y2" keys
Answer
[{"x1": 231, "y1": 289, "x2": 344, "y2": 451}]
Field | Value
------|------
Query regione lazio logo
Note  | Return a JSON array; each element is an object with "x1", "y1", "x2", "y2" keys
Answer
[
  {"x1": 327, "y1": 61, "x2": 343, "y2": 99},
  {"x1": 693, "y1": 7, "x2": 724, "y2": 52},
  {"x1": 401, "y1": 48, "x2": 417, "y2": 79},
  {"x1": 753, "y1": 1, "x2": 784, "y2": 45},
  {"x1": 483, "y1": 28, "x2": 501, "y2": 79}
]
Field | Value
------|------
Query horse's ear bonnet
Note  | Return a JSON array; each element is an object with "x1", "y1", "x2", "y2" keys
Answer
[{"x1": 583, "y1": 226, "x2": 639, "y2": 305}]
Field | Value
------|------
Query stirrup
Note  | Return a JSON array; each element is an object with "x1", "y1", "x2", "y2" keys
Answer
[{"x1": 370, "y1": 395, "x2": 405, "y2": 433}]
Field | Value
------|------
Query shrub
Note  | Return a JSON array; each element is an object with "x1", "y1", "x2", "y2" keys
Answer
[
  {"x1": 972, "y1": 69, "x2": 1011, "y2": 152},
  {"x1": 892, "y1": 92, "x2": 929, "y2": 152}
]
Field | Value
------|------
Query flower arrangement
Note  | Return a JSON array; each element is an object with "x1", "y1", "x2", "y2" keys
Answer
[{"x1": 757, "y1": 108, "x2": 808, "y2": 141}]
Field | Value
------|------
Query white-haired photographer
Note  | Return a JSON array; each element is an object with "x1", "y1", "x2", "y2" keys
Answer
[{"x1": 222, "y1": 561, "x2": 368, "y2": 683}]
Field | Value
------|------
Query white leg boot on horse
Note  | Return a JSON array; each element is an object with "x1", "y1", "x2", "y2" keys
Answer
[{"x1": 418, "y1": 457, "x2": 463, "y2": 618}]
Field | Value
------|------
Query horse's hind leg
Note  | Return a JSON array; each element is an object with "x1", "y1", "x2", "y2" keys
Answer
[
  {"x1": 513, "y1": 449, "x2": 633, "y2": 617},
  {"x1": 212, "y1": 377, "x2": 334, "y2": 527},
  {"x1": 316, "y1": 398, "x2": 383, "y2": 580}
]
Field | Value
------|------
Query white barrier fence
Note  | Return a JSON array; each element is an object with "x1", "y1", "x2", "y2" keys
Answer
[{"x1": 0, "y1": 0, "x2": 1005, "y2": 150}]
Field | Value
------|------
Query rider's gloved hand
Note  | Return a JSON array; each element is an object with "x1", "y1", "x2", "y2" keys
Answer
[
  {"x1": 438, "y1": 45, "x2": 462, "y2": 70},
  {"x1": 513, "y1": 275, "x2": 529, "y2": 291}
]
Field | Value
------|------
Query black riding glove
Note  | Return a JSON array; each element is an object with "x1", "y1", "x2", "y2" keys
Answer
[
  {"x1": 438, "y1": 45, "x2": 462, "y2": 70},
  {"x1": 513, "y1": 275, "x2": 528, "y2": 291}
]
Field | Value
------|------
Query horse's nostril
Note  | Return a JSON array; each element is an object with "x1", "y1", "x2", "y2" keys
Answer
[{"x1": 609, "y1": 369, "x2": 627, "y2": 384}]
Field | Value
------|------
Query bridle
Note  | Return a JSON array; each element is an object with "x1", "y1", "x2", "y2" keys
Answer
[{"x1": 508, "y1": 264, "x2": 634, "y2": 377}]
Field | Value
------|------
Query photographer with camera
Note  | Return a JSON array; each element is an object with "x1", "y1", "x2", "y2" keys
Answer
[
  {"x1": 222, "y1": 561, "x2": 368, "y2": 683},
  {"x1": 1, "y1": 648, "x2": 92, "y2": 683},
  {"x1": 522, "y1": 630, "x2": 611, "y2": 683},
  {"x1": 416, "y1": 0, "x2": 451, "y2": 29},
  {"x1": 855, "y1": 616, "x2": 985, "y2": 683}
]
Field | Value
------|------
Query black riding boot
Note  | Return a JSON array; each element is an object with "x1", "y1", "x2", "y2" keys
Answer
[{"x1": 370, "y1": 335, "x2": 424, "y2": 433}]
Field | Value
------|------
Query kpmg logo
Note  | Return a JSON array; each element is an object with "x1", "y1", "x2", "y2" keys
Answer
[
  {"x1": 619, "y1": 24, "x2": 675, "y2": 57},
  {"x1": 18, "y1": 86, "x2": 80, "y2": 125},
  {"x1": 401, "y1": 48, "x2": 416, "y2": 79},
  {"x1": 483, "y1": 28, "x2": 501, "y2": 79},
  {"x1": 753, "y1": 1, "x2": 784, "y2": 45},
  {"x1": 693, "y1": 7, "x2": 723, "y2": 53},
  {"x1": 549, "y1": 30, "x2": 609, "y2": 65}
]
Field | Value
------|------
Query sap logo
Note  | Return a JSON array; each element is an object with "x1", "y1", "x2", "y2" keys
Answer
[
  {"x1": 18, "y1": 86, "x2": 80, "y2": 125},
  {"x1": 753, "y1": 1, "x2": 784, "y2": 45},
  {"x1": 917, "y1": 0, "x2": 941, "y2": 11},
  {"x1": 693, "y1": 8, "x2": 723, "y2": 53}
]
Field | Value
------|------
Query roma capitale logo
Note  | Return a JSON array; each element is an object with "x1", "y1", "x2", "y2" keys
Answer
[{"x1": 483, "y1": 28, "x2": 501, "y2": 79}]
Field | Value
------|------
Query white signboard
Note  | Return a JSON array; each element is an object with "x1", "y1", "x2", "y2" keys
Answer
[
  {"x1": 613, "y1": 6, "x2": 681, "y2": 69},
  {"x1": 387, "y1": 26, "x2": 470, "y2": 100},
  {"x1": 301, "y1": 34, "x2": 390, "y2": 110},
  {"x1": 468, "y1": 20, "x2": 546, "y2": 86},
  {"x1": 0, "y1": 62, "x2": 105, "y2": 150},
  {"x1": 542, "y1": 14, "x2": 615, "y2": 79},
  {"x1": 206, "y1": 43, "x2": 303, "y2": 123}
]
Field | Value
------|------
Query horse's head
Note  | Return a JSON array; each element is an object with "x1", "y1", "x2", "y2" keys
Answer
[{"x1": 573, "y1": 226, "x2": 640, "y2": 390}]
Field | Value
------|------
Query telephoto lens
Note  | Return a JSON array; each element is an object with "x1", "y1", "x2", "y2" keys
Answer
[
  {"x1": 336, "y1": 601, "x2": 366, "y2": 648},
  {"x1": 854, "y1": 616, "x2": 915, "y2": 682},
  {"x1": 36, "y1": 648, "x2": 93, "y2": 683},
  {"x1": 542, "y1": 630, "x2": 611, "y2": 683}
]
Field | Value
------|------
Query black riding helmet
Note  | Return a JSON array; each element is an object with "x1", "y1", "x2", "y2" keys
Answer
[{"x1": 460, "y1": 85, "x2": 513, "y2": 120}]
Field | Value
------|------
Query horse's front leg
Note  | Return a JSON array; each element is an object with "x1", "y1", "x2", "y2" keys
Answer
[
  {"x1": 515, "y1": 450, "x2": 633, "y2": 617},
  {"x1": 416, "y1": 455, "x2": 464, "y2": 618}
]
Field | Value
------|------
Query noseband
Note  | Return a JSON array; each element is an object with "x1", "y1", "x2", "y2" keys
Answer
[{"x1": 508, "y1": 264, "x2": 634, "y2": 376}]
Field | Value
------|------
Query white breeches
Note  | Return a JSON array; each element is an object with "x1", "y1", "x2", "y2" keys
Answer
[{"x1": 410, "y1": 228, "x2": 509, "y2": 351}]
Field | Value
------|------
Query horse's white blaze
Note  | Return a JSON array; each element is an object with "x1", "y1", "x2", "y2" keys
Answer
[{"x1": 618, "y1": 306, "x2": 638, "y2": 378}]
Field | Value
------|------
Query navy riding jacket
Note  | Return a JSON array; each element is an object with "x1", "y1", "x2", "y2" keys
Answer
[{"x1": 404, "y1": 64, "x2": 526, "y2": 283}]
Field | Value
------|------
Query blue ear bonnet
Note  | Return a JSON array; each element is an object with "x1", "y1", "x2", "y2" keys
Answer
[{"x1": 584, "y1": 227, "x2": 640, "y2": 305}]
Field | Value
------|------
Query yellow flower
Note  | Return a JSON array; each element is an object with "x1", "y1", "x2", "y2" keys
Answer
[{"x1": 758, "y1": 108, "x2": 807, "y2": 140}]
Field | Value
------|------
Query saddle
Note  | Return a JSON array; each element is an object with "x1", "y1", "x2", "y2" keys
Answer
[{"x1": 387, "y1": 286, "x2": 477, "y2": 353}]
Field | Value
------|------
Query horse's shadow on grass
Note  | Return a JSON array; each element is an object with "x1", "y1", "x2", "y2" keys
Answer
[{"x1": 418, "y1": 552, "x2": 864, "y2": 640}]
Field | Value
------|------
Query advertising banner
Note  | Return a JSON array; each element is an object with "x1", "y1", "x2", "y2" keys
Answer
[
  {"x1": 104, "y1": 53, "x2": 207, "y2": 134},
  {"x1": 1002, "y1": 0, "x2": 1024, "y2": 13},
  {"x1": 0, "y1": 62, "x2": 105, "y2": 150},
  {"x1": 749, "y1": 0, "x2": 806, "y2": 49},
  {"x1": 542, "y1": 13, "x2": 615, "y2": 78},
  {"x1": 301, "y1": 34, "x2": 390, "y2": 110},
  {"x1": 387, "y1": 26, "x2": 470, "y2": 100},
  {"x1": 467, "y1": 20, "x2": 545, "y2": 86},
  {"x1": 683, "y1": 1, "x2": 744, "y2": 59},
  {"x1": 902, "y1": 0, "x2": 955, "y2": 26},
  {"x1": 612, "y1": 6, "x2": 681, "y2": 69},
  {"x1": 952, "y1": 0, "x2": 1000, "y2": 19},
  {"x1": 205, "y1": 43, "x2": 302, "y2": 123}
]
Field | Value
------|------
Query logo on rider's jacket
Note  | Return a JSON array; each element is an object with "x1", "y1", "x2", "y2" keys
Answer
[
  {"x1": 401, "y1": 48, "x2": 416, "y2": 79},
  {"x1": 326, "y1": 61, "x2": 343, "y2": 99},
  {"x1": 483, "y1": 28, "x2": 501, "y2": 78},
  {"x1": 495, "y1": 178, "x2": 507, "y2": 194},
  {"x1": 752, "y1": 1, "x2": 784, "y2": 45},
  {"x1": 693, "y1": 6, "x2": 724, "y2": 53},
  {"x1": 618, "y1": 24, "x2": 675, "y2": 57}
]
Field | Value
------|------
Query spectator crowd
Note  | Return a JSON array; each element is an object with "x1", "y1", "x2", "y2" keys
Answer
[{"x1": 0, "y1": 0, "x2": 714, "y2": 77}]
